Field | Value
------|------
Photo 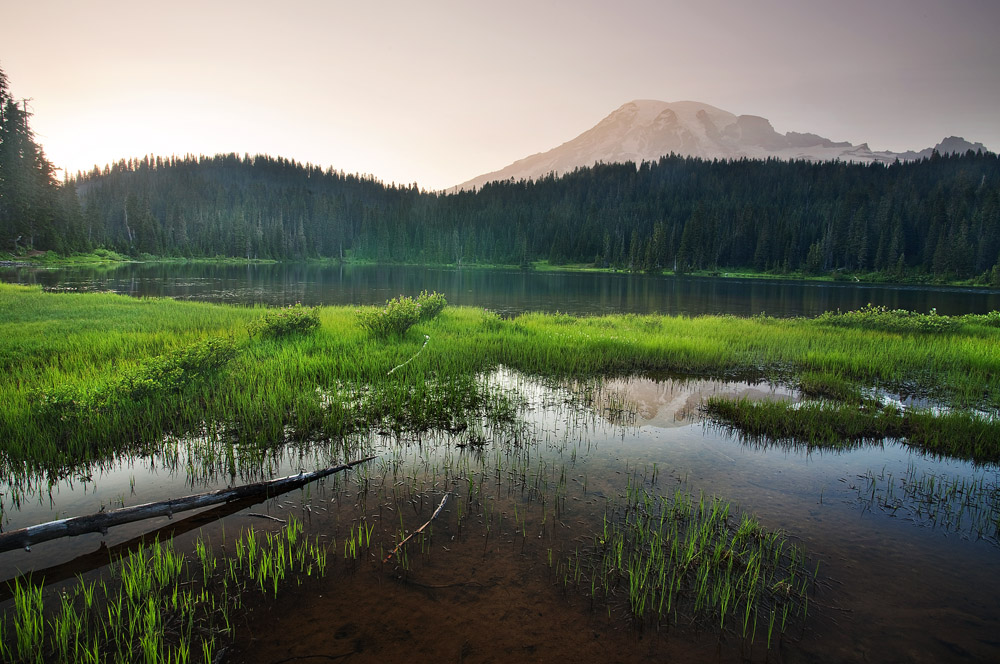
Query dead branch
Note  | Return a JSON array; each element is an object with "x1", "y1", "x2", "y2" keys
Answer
[
  {"x1": 382, "y1": 492, "x2": 450, "y2": 563},
  {"x1": 0, "y1": 456, "x2": 375, "y2": 554}
]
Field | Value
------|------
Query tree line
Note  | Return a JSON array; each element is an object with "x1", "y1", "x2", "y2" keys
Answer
[
  {"x1": 70, "y1": 150, "x2": 1000, "y2": 283},
  {"x1": 3, "y1": 66, "x2": 999, "y2": 284},
  {"x1": 0, "y1": 67, "x2": 82, "y2": 255}
]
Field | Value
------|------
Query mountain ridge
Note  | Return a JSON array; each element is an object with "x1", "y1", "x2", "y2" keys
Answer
[{"x1": 453, "y1": 100, "x2": 988, "y2": 191}]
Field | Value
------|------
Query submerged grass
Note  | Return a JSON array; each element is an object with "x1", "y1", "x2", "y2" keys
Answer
[
  {"x1": 564, "y1": 479, "x2": 814, "y2": 646},
  {"x1": 0, "y1": 517, "x2": 327, "y2": 663},
  {"x1": 851, "y1": 463, "x2": 1000, "y2": 545}
]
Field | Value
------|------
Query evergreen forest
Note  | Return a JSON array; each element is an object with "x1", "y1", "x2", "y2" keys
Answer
[{"x1": 3, "y1": 66, "x2": 999, "y2": 284}]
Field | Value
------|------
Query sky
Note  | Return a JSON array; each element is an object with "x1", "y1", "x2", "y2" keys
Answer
[{"x1": 2, "y1": 0, "x2": 998, "y2": 190}]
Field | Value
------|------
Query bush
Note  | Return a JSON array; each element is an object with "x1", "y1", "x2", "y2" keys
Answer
[
  {"x1": 248, "y1": 303, "x2": 320, "y2": 339},
  {"x1": 37, "y1": 337, "x2": 238, "y2": 419},
  {"x1": 357, "y1": 296, "x2": 420, "y2": 337},
  {"x1": 962, "y1": 311, "x2": 1000, "y2": 328},
  {"x1": 816, "y1": 304, "x2": 960, "y2": 334},
  {"x1": 356, "y1": 292, "x2": 447, "y2": 337},
  {"x1": 123, "y1": 336, "x2": 238, "y2": 397},
  {"x1": 416, "y1": 290, "x2": 447, "y2": 320}
]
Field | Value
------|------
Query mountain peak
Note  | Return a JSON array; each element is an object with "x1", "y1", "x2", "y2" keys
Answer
[
  {"x1": 452, "y1": 100, "x2": 990, "y2": 191},
  {"x1": 935, "y1": 136, "x2": 986, "y2": 154}
]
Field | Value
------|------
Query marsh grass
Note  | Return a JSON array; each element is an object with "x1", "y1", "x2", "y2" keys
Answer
[
  {"x1": 797, "y1": 371, "x2": 867, "y2": 404},
  {"x1": 0, "y1": 366, "x2": 812, "y2": 658},
  {"x1": 15, "y1": 287, "x2": 1000, "y2": 656},
  {"x1": 852, "y1": 463, "x2": 1000, "y2": 545},
  {"x1": 0, "y1": 516, "x2": 328, "y2": 663},
  {"x1": 703, "y1": 397, "x2": 1000, "y2": 463},
  {"x1": 562, "y1": 478, "x2": 814, "y2": 646},
  {"x1": 320, "y1": 375, "x2": 814, "y2": 650},
  {"x1": 3, "y1": 283, "x2": 998, "y2": 487}
]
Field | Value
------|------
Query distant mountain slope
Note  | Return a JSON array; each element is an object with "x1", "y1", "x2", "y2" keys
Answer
[{"x1": 454, "y1": 100, "x2": 988, "y2": 190}]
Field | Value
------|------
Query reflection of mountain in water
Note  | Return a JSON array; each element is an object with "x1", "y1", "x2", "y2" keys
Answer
[{"x1": 593, "y1": 377, "x2": 798, "y2": 428}]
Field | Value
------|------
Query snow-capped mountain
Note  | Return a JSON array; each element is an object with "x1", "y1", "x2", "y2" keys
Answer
[{"x1": 453, "y1": 100, "x2": 988, "y2": 191}]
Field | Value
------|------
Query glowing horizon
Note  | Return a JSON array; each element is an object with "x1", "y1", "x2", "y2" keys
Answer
[{"x1": 4, "y1": 0, "x2": 999, "y2": 190}]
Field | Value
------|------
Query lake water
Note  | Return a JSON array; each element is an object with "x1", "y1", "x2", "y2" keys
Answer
[
  {"x1": 3, "y1": 261, "x2": 999, "y2": 316},
  {"x1": 2, "y1": 371, "x2": 998, "y2": 662},
  {"x1": 2, "y1": 263, "x2": 999, "y2": 662}
]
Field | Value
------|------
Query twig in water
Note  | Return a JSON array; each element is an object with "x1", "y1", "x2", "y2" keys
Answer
[
  {"x1": 246, "y1": 513, "x2": 286, "y2": 524},
  {"x1": 383, "y1": 492, "x2": 451, "y2": 563}
]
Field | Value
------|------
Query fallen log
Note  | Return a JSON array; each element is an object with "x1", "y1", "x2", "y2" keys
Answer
[
  {"x1": 1, "y1": 493, "x2": 265, "y2": 597},
  {"x1": 0, "y1": 456, "x2": 376, "y2": 555},
  {"x1": 383, "y1": 492, "x2": 450, "y2": 563}
]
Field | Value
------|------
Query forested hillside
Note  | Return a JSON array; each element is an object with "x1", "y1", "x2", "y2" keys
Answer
[
  {"x1": 72, "y1": 151, "x2": 1000, "y2": 282},
  {"x1": 3, "y1": 65, "x2": 999, "y2": 283}
]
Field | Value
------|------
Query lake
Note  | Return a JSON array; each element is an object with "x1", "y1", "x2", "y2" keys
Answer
[
  {"x1": 3, "y1": 261, "x2": 999, "y2": 316},
  {"x1": 2, "y1": 370, "x2": 998, "y2": 662},
  {"x1": 2, "y1": 264, "x2": 999, "y2": 662}
]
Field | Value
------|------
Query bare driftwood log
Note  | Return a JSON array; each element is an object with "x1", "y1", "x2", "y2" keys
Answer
[
  {"x1": 0, "y1": 456, "x2": 375, "y2": 555},
  {"x1": 383, "y1": 492, "x2": 450, "y2": 563},
  {"x1": 1, "y1": 493, "x2": 264, "y2": 597}
]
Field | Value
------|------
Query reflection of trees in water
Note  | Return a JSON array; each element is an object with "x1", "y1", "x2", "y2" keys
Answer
[{"x1": 5, "y1": 264, "x2": 998, "y2": 316}]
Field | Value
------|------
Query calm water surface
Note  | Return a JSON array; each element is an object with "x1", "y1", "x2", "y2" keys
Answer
[
  {"x1": 2, "y1": 371, "x2": 997, "y2": 662},
  {"x1": 3, "y1": 262, "x2": 999, "y2": 661},
  {"x1": 4, "y1": 262, "x2": 999, "y2": 316}
]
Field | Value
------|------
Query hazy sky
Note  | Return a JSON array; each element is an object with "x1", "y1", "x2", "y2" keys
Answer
[{"x1": 2, "y1": 0, "x2": 998, "y2": 190}]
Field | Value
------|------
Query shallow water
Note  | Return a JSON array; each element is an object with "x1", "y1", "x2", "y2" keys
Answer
[
  {"x1": 2, "y1": 370, "x2": 998, "y2": 662},
  {"x1": 4, "y1": 262, "x2": 1000, "y2": 316}
]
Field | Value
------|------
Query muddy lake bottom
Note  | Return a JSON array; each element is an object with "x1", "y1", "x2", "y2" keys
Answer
[{"x1": 3, "y1": 371, "x2": 999, "y2": 663}]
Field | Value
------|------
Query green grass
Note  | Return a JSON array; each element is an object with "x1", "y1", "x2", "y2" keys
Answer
[
  {"x1": 0, "y1": 517, "x2": 328, "y2": 663},
  {"x1": 7, "y1": 285, "x2": 999, "y2": 658},
  {"x1": 2, "y1": 284, "x2": 999, "y2": 479},
  {"x1": 563, "y1": 479, "x2": 814, "y2": 645},
  {"x1": 703, "y1": 397, "x2": 1000, "y2": 463}
]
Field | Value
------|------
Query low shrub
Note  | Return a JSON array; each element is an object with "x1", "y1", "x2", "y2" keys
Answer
[
  {"x1": 416, "y1": 290, "x2": 447, "y2": 321},
  {"x1": 962, "y1": 311, "x2": 1000, "y2": 328},
  {"x1": 816, "y1": 304, "x2": 960, "y2": 334},
  {"x1": 37, "y1": 337, "x2": 238, "y2": 420},
  {"x1": 248, "y1": 303, "x2": 320, "y2": 339},
  {"x1": 357, "y1": 292, "x2": 447, "y2": 336},
  {"x1": 121, "y1": 336, "x2": 238, "y2": 398},
  {"x1": 357, "y1": 296, "x2": 422, "y2": 336}
]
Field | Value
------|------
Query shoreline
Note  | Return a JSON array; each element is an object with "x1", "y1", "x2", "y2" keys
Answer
[{"x1": 3, "y1": 251, "x2": 999, "y2": 293}]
